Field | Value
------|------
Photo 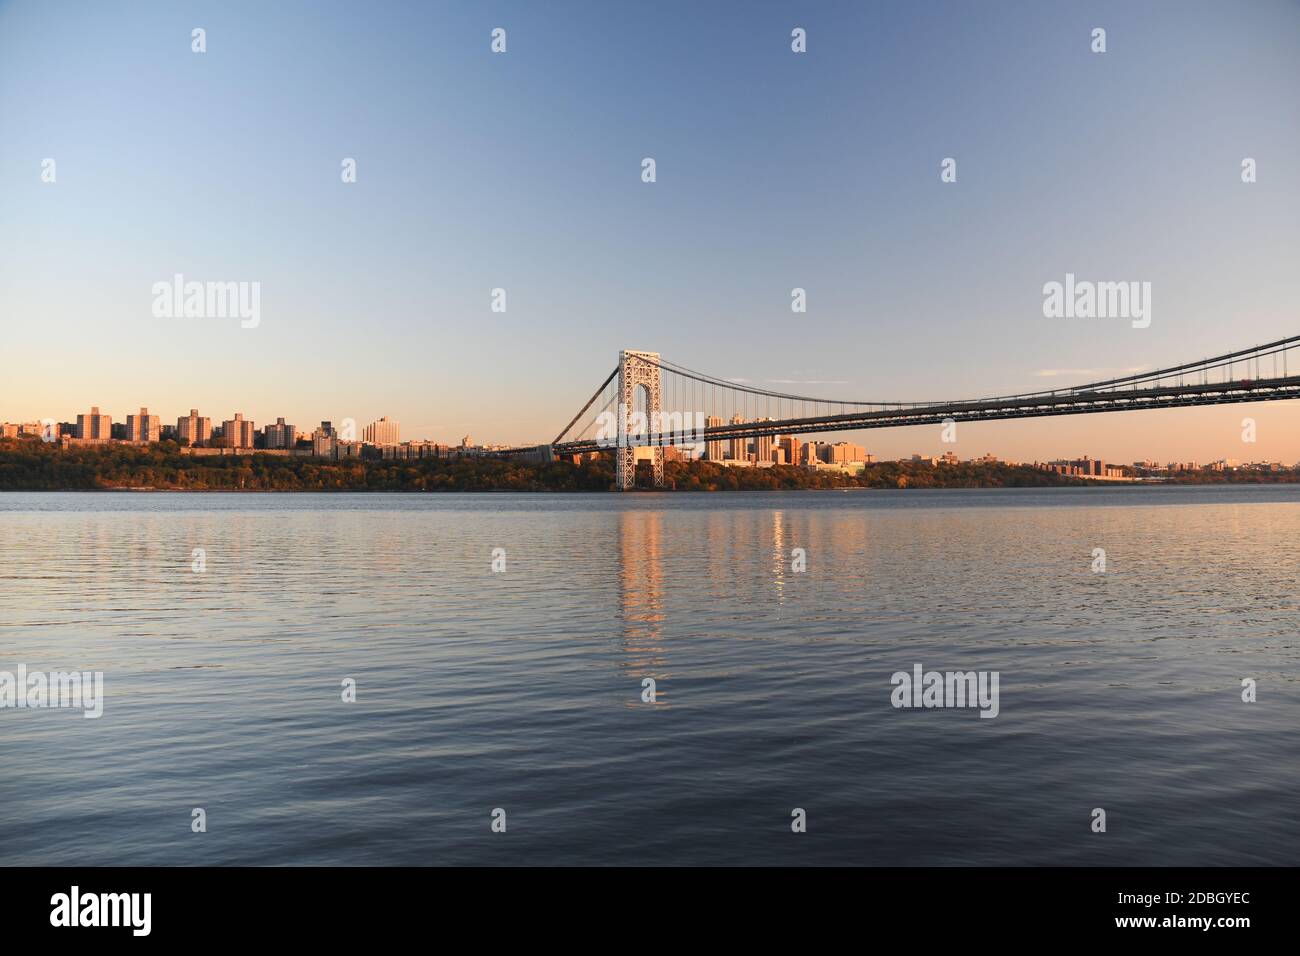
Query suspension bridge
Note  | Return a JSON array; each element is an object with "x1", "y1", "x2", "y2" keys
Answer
[{"x1": 506, "y1": 334, "x2": 1300, "y2": 489}]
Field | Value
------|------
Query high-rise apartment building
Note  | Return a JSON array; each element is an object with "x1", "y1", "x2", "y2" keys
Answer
[
  {"x1": 779, "y1": 436, "x2": 800, "y2": 465},
  {"x1": 76, "y1": 406, "x2": 112, "y2": 440},
  {"x1": 177, "y1": 409, "x2": 212, "y2": 446},
  {"x1": 312, "y1": 421, "x2": 336, "y2": 458},
  {"x1": 263, "y1": 417, "x2": 295, "y2": 449},
  {"x1": 222, "y1": 413, "x2": 256, "y2": 449},
  {"x1": 126, "y1": 407, "x2": 161, "y2": 443},
  {"x1": 705, "y1": 416, "x2": 724, "y2": 461},
  {"x1": 728, "y1": 414, "x2": 746, "y2": 461},
  {"x1": 363, "y1": 416, "x2": 400, "y2": 446},
  {"x1": 753, "y1": 419, "x2": 775, "y2": 464}
]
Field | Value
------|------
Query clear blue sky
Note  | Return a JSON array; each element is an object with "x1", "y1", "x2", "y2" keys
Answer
[{"x1": 2, "y1": 0, "x2": 1298, "y2": 462}]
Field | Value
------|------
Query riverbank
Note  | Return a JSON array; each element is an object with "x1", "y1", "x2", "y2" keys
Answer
[{"x1": 3, "y1": 440, "x2": 1298, "y2": 492}]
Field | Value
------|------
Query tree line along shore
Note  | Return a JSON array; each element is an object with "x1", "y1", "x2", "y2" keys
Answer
[{"x1": 1, "y1": 439, "x2": 1297, "y2": 492}]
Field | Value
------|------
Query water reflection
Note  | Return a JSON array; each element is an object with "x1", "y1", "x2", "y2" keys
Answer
[
  {"x1": 618, "y1": 509, "x2": 668, "y2": 702},
  {"x1": 1, "y1": 489, "x2": 1297, "y2": 866},
  {"x1": 772, "y1": 510, "x2": 786, "y2": 605}
]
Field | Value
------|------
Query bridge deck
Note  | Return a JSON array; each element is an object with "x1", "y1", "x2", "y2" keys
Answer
[{"x1": 550, "y1": 374, "x2": 1300, "y2": 455}]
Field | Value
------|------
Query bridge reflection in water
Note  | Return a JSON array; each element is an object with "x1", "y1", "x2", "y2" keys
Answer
[
  {"x1": 617, "y1": 510, "x2": 668, "y2": 705},
  {"x1": 614, "y1": 504, "x2": 875, "y2": 672}
]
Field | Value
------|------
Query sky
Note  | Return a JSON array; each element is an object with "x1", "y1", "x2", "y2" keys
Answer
[{"x1": 2, "y1": 0, "x2": 1298, "y2": 463}]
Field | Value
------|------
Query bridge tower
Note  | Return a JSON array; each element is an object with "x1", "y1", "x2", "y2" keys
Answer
[{"x1": 617, "y1": 349, "x2": 664, "y2": 490}]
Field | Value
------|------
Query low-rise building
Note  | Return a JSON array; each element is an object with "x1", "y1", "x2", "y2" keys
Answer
[
  {"x1": 0, "y1": 422, "x2": 41, "y2": 439},
  {"x1": 806, "y1": 460, "x2": 868, "y2": 476}
]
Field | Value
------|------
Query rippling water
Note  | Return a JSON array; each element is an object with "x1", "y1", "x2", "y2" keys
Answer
[{"x1": 1, "y1": 486, "x2": 1297, "y2": 866}]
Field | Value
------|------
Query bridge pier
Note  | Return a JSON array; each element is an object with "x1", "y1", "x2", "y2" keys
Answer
[{"x1": 616, "y1": 350, "x2": 665, "y2": 490}]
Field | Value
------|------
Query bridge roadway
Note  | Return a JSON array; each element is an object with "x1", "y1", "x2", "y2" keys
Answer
[{"x1": 549, "y1": 373, "x2": 1300, "y2": 456}]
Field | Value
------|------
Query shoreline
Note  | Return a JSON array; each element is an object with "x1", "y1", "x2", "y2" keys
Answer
[
  {"x1": 4, "y1": 441, "x2": 1297, "y2": 493},
  {"x1": 3, "y1": 481, "x2": 1298, "y2": 494}
]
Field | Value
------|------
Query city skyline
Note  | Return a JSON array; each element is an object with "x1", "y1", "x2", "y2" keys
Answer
[
  {"x1": 3, "y1": 1, "x2": 1298, "y2": 462},
  {"x1": 4, "y1": 394, "x2": 1296, "y2": 470}
]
